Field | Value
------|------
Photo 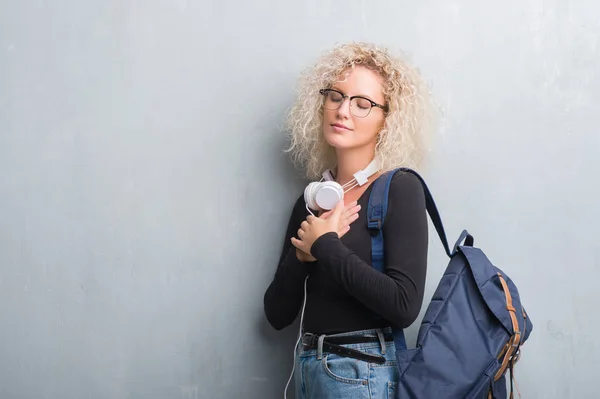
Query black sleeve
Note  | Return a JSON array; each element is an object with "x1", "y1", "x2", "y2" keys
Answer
[
  {"x1": 310, "y1": 171, "x2": 428, "y2": 328},
  {"x1": 263, "y1": 195, "x2": 311, "y2": 330}
]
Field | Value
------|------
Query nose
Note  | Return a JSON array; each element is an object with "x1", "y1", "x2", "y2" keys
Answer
[{"x1": 335, "y1": 97, "x2": 352, "y2": 119}]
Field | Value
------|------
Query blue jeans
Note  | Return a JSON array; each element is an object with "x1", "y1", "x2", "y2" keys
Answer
[{"x1": 294, "y1": 328, "x2": 400, "y2": 399}]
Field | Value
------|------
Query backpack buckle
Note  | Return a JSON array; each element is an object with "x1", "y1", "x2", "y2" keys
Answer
[
  {"x1": 367, "y1": 204, "x2": 383, "y2": 231},
  {"x1": 511, "y1": 331, "x2": 522, "y2": 348}
]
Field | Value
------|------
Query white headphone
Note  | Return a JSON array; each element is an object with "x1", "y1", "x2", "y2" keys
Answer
[{"x1": 304, "y1": 158, "x2": 380, "y2": 211}]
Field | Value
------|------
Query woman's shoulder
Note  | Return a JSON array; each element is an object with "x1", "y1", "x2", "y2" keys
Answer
[
  {"x1": 386, "y1": 169, "x2": 426, "y2": 209},
  {"x1": 389, "y1": 169, "x2": 423, "y2": 191}
]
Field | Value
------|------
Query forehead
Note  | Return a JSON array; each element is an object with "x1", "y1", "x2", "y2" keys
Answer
[{"x1": 332, "y1": 66, "x2": 385, "y2": 101}]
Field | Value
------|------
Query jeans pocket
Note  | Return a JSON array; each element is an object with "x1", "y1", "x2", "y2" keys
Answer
[{"x1": 321, "y1": 354, "x2": 368, "y2": 384}]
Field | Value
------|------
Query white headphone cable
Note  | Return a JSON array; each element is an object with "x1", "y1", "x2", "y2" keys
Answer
[
  {"x1": 341, "y1": 178, "x2": 358, "y2": 190},
  {"x1": 283, "y1": 275, "x2": 309, "y2": 399},
  {"x1": 305, "y1": 204, "x2": 316, "y2": 217}
]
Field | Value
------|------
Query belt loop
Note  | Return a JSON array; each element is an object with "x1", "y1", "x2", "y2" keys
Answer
[
  {"x1": 377, "y1": 330, "x2": 386, "y2": 355},
  {"x1": 317, "y1": 335, "x2": 326, "y2": 360},
  {"x1": 300, "y1": 333, "x2": 308, "y2": 349}
]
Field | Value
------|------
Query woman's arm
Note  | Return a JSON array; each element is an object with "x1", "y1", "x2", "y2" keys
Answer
[
  {"x1": 310, "y1": 172, "x2": 429, "y2": 328},
  {"x1": 263, "y1": 196, "x2": 311, "y2": 330}
]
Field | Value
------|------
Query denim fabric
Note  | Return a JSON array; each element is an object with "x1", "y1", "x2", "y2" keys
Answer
[{"x1": 294, "y1": 328, "x2": 399, "y2": 399}]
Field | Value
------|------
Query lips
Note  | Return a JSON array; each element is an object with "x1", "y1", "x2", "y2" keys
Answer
[{"x1": 331, "y1": 123, "x2": 351, "y2": 131}]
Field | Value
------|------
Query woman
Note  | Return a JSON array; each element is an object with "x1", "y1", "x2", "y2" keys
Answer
[{"x1": 263, "y1": 42, "x2": 436, "y2": 399}]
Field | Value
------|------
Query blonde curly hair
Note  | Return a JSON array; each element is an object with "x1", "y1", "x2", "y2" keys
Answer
[{"x1": 284, "y1": 42, "x2": 438, "y2": 180}]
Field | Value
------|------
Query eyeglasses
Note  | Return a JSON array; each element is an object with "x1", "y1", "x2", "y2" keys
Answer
[{"x1": 319, "y1": 88, "x2": 388, "y2": 118}]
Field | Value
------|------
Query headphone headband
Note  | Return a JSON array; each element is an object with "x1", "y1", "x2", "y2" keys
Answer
[
  {"x1": 353, "y1": 157, "x2": 380, "y2": 186},
  {"x1": 322, "y1": 157, "x2": 380, "y2": 185}
]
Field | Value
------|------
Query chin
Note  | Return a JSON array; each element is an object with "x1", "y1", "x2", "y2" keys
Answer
[{"x1": 324, "y1": 132, "x2": 353, "y2": 149}]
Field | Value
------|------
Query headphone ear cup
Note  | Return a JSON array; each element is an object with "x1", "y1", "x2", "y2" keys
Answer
[
  {"x1": 304, "y1": 182, "x2": 321, "y2": 210},
  {"x1": 314, "y1": 181, "x2": 343, "y2": 210}
]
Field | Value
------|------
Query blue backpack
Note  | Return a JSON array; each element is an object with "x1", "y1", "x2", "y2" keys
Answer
[{"x1": 367, "y1": 168, "x2": 533, "y2": 399}]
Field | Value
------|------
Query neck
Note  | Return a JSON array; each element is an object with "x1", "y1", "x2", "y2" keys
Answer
[{"x1": 334, "y1": 147, "x2": 377, "y2": 185}]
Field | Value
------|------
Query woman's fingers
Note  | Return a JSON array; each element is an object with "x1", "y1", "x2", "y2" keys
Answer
[
  {"x1": 338, "y1": 225, "x2": 351, "y2": 237},
  {"x1": 291, "y1": 237, "x2": 302, "y2": 249},
  {"x1": 291, "y1": 237, "x2": 309, "y2": 254},
  {"x1": 343, "y1": 204, "x2": 361, "y2": 219},
  {"x1": 335, "y1": 202, "x2": 361, "y2": 238},
  {"x1": 340, "y1": 206, "x2": 360, "y2": 227},
  {"x1": 304, "y1": 201, "x2": 360, "y2": 239},
  {"x1": 341, "y1": 202, "x2": 358, "y2": 216},
  {"x1": 320, "y1": 210, "x2": 332, "y2": 219}
]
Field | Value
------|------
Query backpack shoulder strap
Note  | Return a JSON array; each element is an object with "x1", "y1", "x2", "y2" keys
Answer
[
  {"x1": 366, "y1": 169, "x2": 407, "y2": 349},
  {"x1": 367, "y1": 169, "x2": 397, "y2": 273}
]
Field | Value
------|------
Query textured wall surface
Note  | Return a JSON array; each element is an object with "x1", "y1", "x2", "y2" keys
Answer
[{"x1": 1, "y1": 1, "x2": 598, "y2": 398}]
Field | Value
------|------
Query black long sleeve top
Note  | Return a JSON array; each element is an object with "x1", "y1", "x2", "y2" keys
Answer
[{"x1": 263, "y1": 171, "x2": 429, "y2": 335}]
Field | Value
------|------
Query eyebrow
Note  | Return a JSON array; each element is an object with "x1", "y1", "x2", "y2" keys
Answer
[{"x1": 330, "y1": 86, "x2": 380, "y2": 102}]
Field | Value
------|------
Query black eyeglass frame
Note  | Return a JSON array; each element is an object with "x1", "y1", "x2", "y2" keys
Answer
[{"x1": 319, "y1": 88, "x2": 389, "y2": 117}]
